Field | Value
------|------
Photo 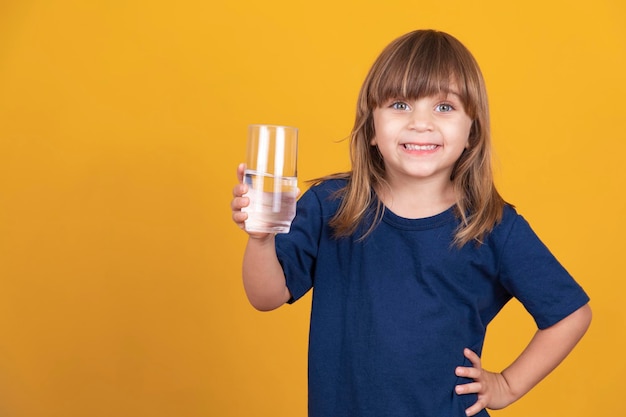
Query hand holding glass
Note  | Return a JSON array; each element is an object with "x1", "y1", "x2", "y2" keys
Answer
[{"x1": 243, "y1": 124, "x2": 298, "y2": 234}]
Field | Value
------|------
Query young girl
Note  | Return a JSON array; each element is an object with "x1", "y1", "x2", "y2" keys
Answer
[{"x1": 230, "y1": 29, "x2": 591, "y2": 417}]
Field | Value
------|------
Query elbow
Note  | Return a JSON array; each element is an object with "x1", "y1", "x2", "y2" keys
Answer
[
  {"x1": 246, "y1": 293, "x2": 288, "y2": 312},
  {"x1": 565, "y1": 303, "x2": 592, "y2": 338},
  {"x1": 249, "y1": 300, "x2": 284, "y2": 312},
  {"x1": 243, "y1": 283, "x2": 291, "y2": 312},
  {"x1": 579, "y1": 303, "x2": 593, "y2": 331}
]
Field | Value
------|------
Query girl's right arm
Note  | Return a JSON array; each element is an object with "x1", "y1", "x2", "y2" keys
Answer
[{"x1": 231, "y1": 163, "x2": 292, "y2": 311}]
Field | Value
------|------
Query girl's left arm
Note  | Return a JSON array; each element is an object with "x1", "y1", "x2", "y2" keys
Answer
[{"x1": 455, "y1": 303, "x2": 592, "y2": 417}]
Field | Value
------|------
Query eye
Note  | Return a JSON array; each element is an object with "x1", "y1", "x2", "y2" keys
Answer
[
  {"x1": 436, "y1": 103, "x2": 454, "y2": 112},
  {"x1": 390, "y1": 101, "x2": 410, "y2": 111}
]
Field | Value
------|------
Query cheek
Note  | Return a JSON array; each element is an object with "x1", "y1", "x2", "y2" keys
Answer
[
  {"x1": 457, "y1": 120, "x2": 473, "y2": 148},
  {"x1": 371, "y1": 121, "x2": 399, "y2": 146},
  {"x1": 371, "y1": 115, "x2": 379, "y2": 146}
]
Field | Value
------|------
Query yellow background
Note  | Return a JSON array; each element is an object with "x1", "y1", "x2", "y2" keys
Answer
[{"x1": 0, "y1": 1, "x2": 624, "y2": 416}]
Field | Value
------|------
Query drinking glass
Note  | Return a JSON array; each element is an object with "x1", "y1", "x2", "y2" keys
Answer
[{"x1": 243, "y1": 124, "x2": 298, "y2": 234}]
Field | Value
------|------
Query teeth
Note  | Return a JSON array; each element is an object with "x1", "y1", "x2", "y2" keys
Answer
[{"x1": 404, "y1": 144, "x2": 437, "y2": 151}]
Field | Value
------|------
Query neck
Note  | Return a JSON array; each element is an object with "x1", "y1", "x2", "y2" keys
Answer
[{"x1": 376, "y1": 177, "x2": 457, "y2": 219}]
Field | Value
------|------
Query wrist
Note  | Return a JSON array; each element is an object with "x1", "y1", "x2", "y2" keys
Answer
[
  {"x1": 247, "y1": 232, "x2": 276, "y2": 243},
  {"x1": 498, "y1": 370, "x2": 522, "y2": 406}
]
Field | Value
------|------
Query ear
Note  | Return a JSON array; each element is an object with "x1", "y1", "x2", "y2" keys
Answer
[
  {"x1": 370, "y1": 137, "x2": 377, "y2": 146},
  {"x1": 466, "y1": 120, "x2": 477, "y2": 149}
]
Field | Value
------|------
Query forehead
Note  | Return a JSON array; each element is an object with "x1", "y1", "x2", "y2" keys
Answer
[
  {"x1": 371, "y1": 55, "x2": 467, "y2": 103},
  {"x1": 363, "y1": 31, "x2": 484, "y2": 117},
  {"x1": 375, "y1": 72, "x2": 465, "y2": 103}
]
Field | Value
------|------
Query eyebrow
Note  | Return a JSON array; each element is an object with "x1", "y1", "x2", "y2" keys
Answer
[
  {"x1": 440, "y1": 88, "x2": 462, "y2": 98},
  {"x1": 420, "y1": 91, "x2": 463, "y2": 100}
]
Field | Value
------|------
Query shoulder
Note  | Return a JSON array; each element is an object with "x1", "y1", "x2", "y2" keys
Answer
[
  {"x1": 500, "y1": 203, "x2": 520, "y2": 224},
  {"x1": 487, "y1": 203, "x2": 525, "y2": 243},
  {"x1": 296, "y1": 176, "x2": 348, "y2": 215},
  {"x1": 488, "y1": 204, "x2": 548, "y2": 253},
  {"x1": 305, "y1": 176, "x2": 348, "y2": 200}
]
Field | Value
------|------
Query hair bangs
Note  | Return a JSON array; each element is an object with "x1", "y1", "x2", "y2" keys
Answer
[{"x1": 367, "y1": 32, "x2": 475, "y2": 117}]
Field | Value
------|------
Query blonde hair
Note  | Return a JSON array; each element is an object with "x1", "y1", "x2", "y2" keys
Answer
[{"x1": 321, "y1": 29, "x2": 507, "y2": 247}]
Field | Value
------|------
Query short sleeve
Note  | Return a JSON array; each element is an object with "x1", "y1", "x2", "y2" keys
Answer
[
  {"x1": 498, "y1": 214, "x2": 590, "y2": 329},
  {"x1": 275, "y1": 186, "x2": 324, "y2": 303}
]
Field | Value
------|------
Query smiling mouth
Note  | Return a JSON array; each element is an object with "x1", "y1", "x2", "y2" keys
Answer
[{"x1": 403, "y1": 144, "x2": 438, "y2": 151}]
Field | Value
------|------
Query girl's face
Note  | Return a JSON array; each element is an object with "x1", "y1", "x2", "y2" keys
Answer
[{"x1": 371, "y1": 88, "x2": 472, "y2": 188}]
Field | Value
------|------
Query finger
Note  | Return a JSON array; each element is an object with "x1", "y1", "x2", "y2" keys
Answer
[
  {"x1": 455, "y1": 366, "x2": 482, "y2": 380},
  {"x1": 232, "y1": 210, "x2": 248, "y2": 225},
  {"x1": 232, "y1": 182, "x2": 249, "y2": 198},
  {"x1": 231, "y1": 196, "x2": 249, "y2": 211},
  {"x1": 464, "y1": 348, "x2": 482, "y2": 368},
  {"x1": 464, "y1": 398, "x2": 488, "y2": 417},
  {"x1": 455, "y1": 381, "x2": 482, "y2": 395},
  {"x1": 237, "y1": 163, "x2": 246, "y2": 183}
]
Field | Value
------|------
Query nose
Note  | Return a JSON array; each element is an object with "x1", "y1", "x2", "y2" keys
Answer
[{"x1": 407, "y1": 107, "x2": 434, "y2": 132}]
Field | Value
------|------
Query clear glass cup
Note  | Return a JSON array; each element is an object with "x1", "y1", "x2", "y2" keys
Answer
[{"x1": 243, "y1": 124, "x2": 298, "y2": 234}]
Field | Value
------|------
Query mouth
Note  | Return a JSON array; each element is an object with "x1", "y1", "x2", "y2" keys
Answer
[{"x1": 403, "y1": 143, "x2": 439, "y2": 151}]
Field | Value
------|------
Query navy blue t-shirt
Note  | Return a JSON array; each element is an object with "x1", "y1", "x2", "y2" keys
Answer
[{"x1": 275, "y1": 179, "x2": 589, "y2": 417}]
